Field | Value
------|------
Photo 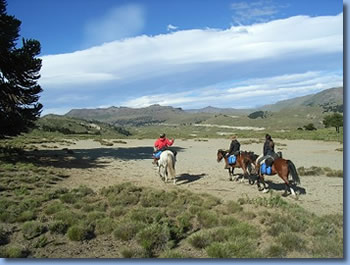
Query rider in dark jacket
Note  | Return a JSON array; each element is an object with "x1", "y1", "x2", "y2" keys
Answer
[
  {"x1": 225, "y1": 135, "x2": 240, "y2": 169},
  {"x1": 263, "y1": 134, "x2": 275, "y2": 156}
]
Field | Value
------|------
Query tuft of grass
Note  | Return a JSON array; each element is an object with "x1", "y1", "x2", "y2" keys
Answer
[
  {"x1": 17, "y1": 210, "x2": 36, "y2": 222},
  {"x1": 49, "y1": 221, "x2": 68, "y2": 235},
  {"x1": 67, "y1": 224, "x2": 95, "y2": 241},
  {"x1": 22, "y1": 221, "x2": 47, "y2": 240},
  {"x1": 264, "y1": 244, "x2": 287, "y2": 258},
  {"x1": 225, "y1": 200, "x2": 243, "y2": 214},
  {"x1": 277, "y1": 232, "x2": 305, "y2": 252},
  {"x1": 188, "y1": 233, "x2": 212, "y2": 249},
  {"x1": 1, "y1": 245, "x2": 30, "y2": 258},
  {"x1": 113, "y1": 221, "x2": 146, "y2": 241},
  {"x1": 33, "y1": 235, "x2": 49, "y2": 248},
  {"x1": 136, "y1": 223, "x2": 171, "y2": 257},
  {"x1": 159, "y1": 250, "x2": 187, "y2": 258},
  {"x1": 95, "y1": 218, "x2": 116, "y2": 235},
  {"x1": 297, "y1": 166, "x2": 343, "y2": 178},
  {"x1": 119, "y1": 246, "x2": 147, "y2": 258},
  {"x1": 197, "y1": 210, "x2": 219, "y2": 229}
]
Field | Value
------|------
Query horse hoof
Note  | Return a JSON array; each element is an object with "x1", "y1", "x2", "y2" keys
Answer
[
  {"x1": 249, "y1": 179, "x2": 255, "y2": 185},
  {"x1": 282, "y1": 193, "x2": 288, "y2": 197},
  {"x1": 262, "y1": 189, "x2": 269, "y2": 193}
]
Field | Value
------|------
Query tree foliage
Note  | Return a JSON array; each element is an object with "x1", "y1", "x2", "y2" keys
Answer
[
  {"x1": 303, "y1": 123, "x2": 317, "y2": 131},
  {"x1": 0, "y1": 0, "x2": 43, "y2": 137},
  {"x1": 323, "y1": 113, "x2": 343, "y2": 133}
]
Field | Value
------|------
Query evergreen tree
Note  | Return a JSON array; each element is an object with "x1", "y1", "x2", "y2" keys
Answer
[{"x1": 0, "y1": 0, "x2": 43, "y2": 137}]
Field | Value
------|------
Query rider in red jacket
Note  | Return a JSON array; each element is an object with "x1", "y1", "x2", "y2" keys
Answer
[
  {"x1": 154, "y1": 133, "x2": 174, "y2": 151},
  {"x1": 153, "y1": 133, "x2": 175, "y2": 164}
]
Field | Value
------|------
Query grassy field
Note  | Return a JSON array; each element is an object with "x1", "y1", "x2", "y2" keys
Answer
[{"x1": 0, "y1": 141, "x2": 343, "y2": 258}]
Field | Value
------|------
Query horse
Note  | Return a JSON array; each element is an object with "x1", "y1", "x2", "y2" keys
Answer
[
  {"x1": 217, "y1": 149, "x2": 258, "y2": 183},
  {"x1": 254, "y1": 155, "x2": 300, "y2": 197},
  {"x1": 158, "y1": 150, "x2": 177, "y2": 184}
]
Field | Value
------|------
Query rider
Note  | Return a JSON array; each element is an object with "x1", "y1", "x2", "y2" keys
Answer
[
  {"x1": 153, "y1": 133, "x2": 176, "y2": 164},
  {"x1": 224, "y1": 135, "x2": 240, "y2": 169},
  {"x1": 262, "y1": 134, "x2": 278, "y2": 167}
]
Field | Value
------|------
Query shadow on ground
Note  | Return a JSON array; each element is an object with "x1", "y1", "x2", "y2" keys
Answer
[
  {"x1": 176, "y1": 173, "x2": 206, "y2": 185},
  {"x1": 265, "y1": 180, "x2": 307, "y2": 195},
  {"x1": 0, "y1": 146, "x2": 187, "y2": 169}
]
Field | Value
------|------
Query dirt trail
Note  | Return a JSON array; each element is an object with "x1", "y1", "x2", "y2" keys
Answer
[{"x1": 51, "y1": 138, "x2": 343, "y2": 216}]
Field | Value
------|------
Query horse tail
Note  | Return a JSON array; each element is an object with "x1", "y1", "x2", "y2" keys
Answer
[
  {"x1": 167, "y1": 153, "x2": 176, "y2": 179},
  {"x1": 287, "y1": 160, "x2": 300, "y2": 185}
]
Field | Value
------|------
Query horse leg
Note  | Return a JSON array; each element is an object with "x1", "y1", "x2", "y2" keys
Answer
[{"x1": 259, "y1": 175, "x2": 269, "y2": 193}]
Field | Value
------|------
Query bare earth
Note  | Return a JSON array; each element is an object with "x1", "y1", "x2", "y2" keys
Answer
[{"x1": 52, "y1": 138, "x2": 343, "y2": 216}]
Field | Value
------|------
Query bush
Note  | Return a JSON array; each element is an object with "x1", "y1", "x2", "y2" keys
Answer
[
  {"x1": 67, "y1": 224, "x2": 94, "y2": 241},
  {"x1": 136, "y1": 223, "x2": 170, "y2": 257},
  {"x1": 188, "y1": 233, "x2": 212, "y2": 249},
  {"x1": 1, "y1": 245, "x2": 30, "y2": 258},
  {"x1": 22, "y1": 221, "x2": 47, "y2": 240},
  {"x1": 264, "y1": 244, "x2": 287, "y2": 257},
  {"x1": 95, "y1": 218, "x2": 116, "y2": 235},
  {"x1": 113, "y1": 221, "x2": 145, "y2": 241},
  {"x1": 49, "y1": 221, "x2": 68, "y2": 235},
  {"x1": 197, "y1": 210, "x2": 219, "y2": 228}
]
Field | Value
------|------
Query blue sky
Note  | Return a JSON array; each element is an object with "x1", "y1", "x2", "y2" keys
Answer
[{"x1": 6, "y1": 0, "x2": 343, "y2": 115}]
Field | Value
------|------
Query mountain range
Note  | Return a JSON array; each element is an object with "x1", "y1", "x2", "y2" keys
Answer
[{"x1": 64, "y1": 87, "x2": 343, "y2": 128}]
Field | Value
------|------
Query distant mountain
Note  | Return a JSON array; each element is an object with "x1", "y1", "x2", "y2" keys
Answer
[
  {"x1": 185, "y1": 106, "x2": 251, "y2": 114},
  {"x1": 66, "y1": 104, "x2": 191, "y2": 126},
  {"x1": 261, "y1": 87, "x2": 343, "y2": 112}
]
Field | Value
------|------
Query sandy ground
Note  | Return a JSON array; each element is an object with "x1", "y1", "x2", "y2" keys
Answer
[{"x1": 49, "y1": 138, "x2": 343, "y2": 216}]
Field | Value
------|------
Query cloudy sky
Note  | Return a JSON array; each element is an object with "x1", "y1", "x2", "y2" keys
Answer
[{"x1": 7, "y1": 0, "x2": 343, "y2": 115}]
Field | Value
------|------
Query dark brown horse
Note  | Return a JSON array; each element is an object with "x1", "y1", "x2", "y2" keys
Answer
[
  {"x1": 254, "y1": 156, "x2": 300, "y2": 197},
  {"x1": 217, "y1": 149, "x2": 258, "y2": 183}
]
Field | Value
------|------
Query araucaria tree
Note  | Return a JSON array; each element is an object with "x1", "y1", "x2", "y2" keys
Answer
[{"x1": 0, "y1": 0, "x2": 43, "y2": 137}]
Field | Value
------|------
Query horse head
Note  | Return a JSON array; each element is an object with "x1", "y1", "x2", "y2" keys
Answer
[{"x1": 217, "y1": 149, "x2": 226, "y2": 162}]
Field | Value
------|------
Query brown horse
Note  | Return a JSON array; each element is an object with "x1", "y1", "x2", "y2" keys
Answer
[
  {"x1": 254, "y1": 156, "x2": 300, "y2": 196},
  {"x1": 217, "y1": 149, "x2": 258, "y2": 183}
]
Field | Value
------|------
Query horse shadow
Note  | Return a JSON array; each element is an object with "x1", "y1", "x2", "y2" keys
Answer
[
  {"x1": 265, "y1": 180, "x2": 307, "y2": 195},
  {"x1": 176, "y1": 173, "x2": 206, "y2": 185}
]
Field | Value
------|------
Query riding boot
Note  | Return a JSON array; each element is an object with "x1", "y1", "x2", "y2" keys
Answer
[{"x1": 152, "y1": 158, "x2": 158, "y2": 165}]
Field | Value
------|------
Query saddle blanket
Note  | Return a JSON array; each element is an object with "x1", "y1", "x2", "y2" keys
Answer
[
  {"x1": 260, "y1": 163, "x2": 272, "y2": 175},
  {"x1": 153, "y1": 151, "x2": 162, "y2": 159},
  {"x1": 228, "y1": 155, "x2": 236, "y2": 165}
]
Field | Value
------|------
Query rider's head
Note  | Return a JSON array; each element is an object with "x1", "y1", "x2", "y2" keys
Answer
[
  {"x1": 265, "y1": 134, "x2": 271, "y2": 140},
  {"x1": 160, "y1": 133, "x2": 166, "y2": 138},
  {"x1": 231, "y1": 135, "x2": 237, "y2": 140}
]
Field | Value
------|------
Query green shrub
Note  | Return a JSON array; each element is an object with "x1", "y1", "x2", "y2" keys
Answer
[
  {"x1": 264, "y1": 244, "x2": 287, "y2": 258},
  {"x1": 95, "y1": 218, "x2": 116, "y2": 235},
  {"x1": 120, "y1": 246, "x2": 147, "y2": 258},
  {"x1": 277, "y1": 232, "x2": 305, "y2": 252},
  {"x1": 22, "y1": 221, "x2": 47, "y2": 240},
  {"x1": 67, "y1": 224, "x2": 94, "y2": 241},
  {"x1": 113, "y1": 221, "x2": 145, "y2": 241},
  {"x1": 188, "y1": 233, "x2": 212, "y2": 249},
  {"x1": 49, "y1": 221, "x2": 68, "y2": 234},
  {"x1": 226, "y1": 200, "x2": 243, "y2": 214},
  {"x1": 60, "y1": 193, "x2": 77, "y2": 204},
  {"x1": 1, "y1": 245, "x2": 30, "y2": 258},
  {"x1": 197, "y1": 210, "x2": 218, "y2": 228},
  {"x1": 17, "y1": 210, "x2": 36, "y2": 222},
  {"x1": 33, "y1": 235, "x2": 49, "y2": 248},
  {"x1": 109, "y1": 206, "x2": 125, "y2": 218},
  {"x1": 159, "y1": 250, "x2": 187, "y2": 258},
  {"x1": 53, "y1": 210, "x2": 83, "y2": 227},
  {"x1": 128, "y1": 207, "x2": 166, "y2": 224},
  {"x1": 136, "y1": 223, "x2": 170, "y2": 257}
]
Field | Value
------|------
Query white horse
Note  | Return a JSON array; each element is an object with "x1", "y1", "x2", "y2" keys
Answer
[{"x1": 158, "y1": 150, "x2": 176, "y2": 184}]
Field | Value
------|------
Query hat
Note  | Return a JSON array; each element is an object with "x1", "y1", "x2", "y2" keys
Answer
[
  {"x1": 231, "y1": 135, "x2": 237, "y2": 140},
  {"x1": 160, "y1": 133, "x2": 166, "y2": 138}
]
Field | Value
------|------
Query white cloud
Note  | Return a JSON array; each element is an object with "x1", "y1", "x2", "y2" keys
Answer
[
  {"x1": 167, "y1": 24, "x2": 178, "y2": 31},
  {"x1": 121, "y1": 71, "x2": 343, "y2": 109},
  {"x1": 39, "y1": 13, "x2": 343, "y2": 114},
  {"x1": 83, "y1": 4, "x2": 145, "y2": 47},
  {"x1": 40, "y1": 13, "x2": 342, "y2": 89}
]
